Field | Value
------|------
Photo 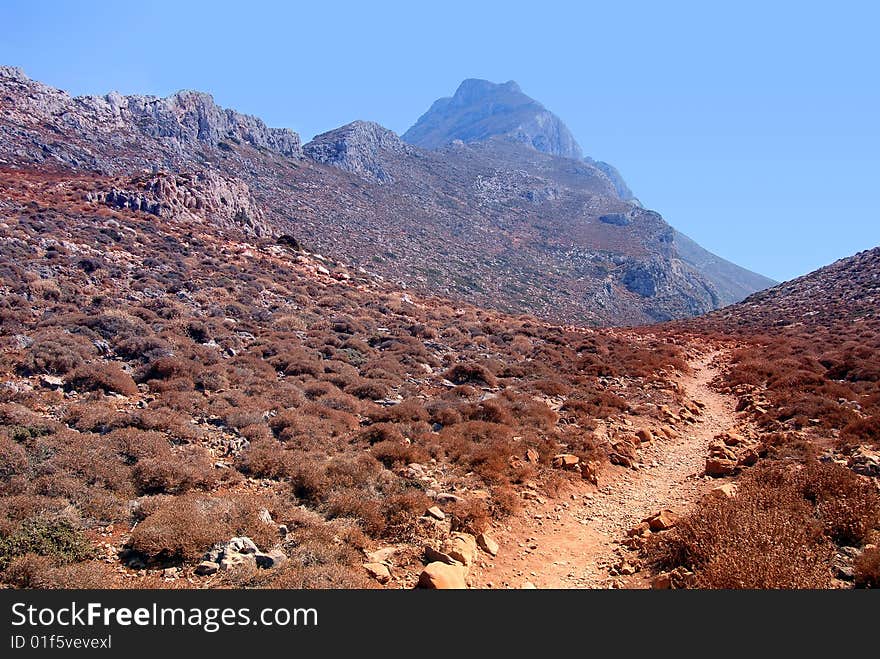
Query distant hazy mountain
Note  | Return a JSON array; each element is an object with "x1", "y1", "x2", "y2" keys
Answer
[
  {"x1": 402, "y1": 78, "x2": 775, "y2": 307},
  {"x1": 403, "y1": 79, "x2": 583, "y2": 159},
  {"x1": 673, "y1": 230, "x2": 777, "y2": 308}
]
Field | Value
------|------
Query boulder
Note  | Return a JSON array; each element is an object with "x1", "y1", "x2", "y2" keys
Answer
[
  {"x1": 720, "y1": 432, "x2": 746, "y2": 446},
  {"x1": 708, "y1": 441, "x2": 737, "y2": 461},
  {"x1": 417, "y1": 562, "x2": 467, "y2": 589},
  {"x1": 645, "y1": 509, "x2": 678, "y2": 532},
  {"x1": 39, "y1": 374, "x2": 65, "y2": 388},
  {"x1": 219, "y1": 557, "x2": 239, "y2": 571},
  {"x1": 424, "y1": 545, "x2": 459, "y2": 566},
  {"x1": 195, "y1": 561, "x2": 219, "y2": 576},
  {"x1": 254, "y1": 549, "x2": 287, "y2": 569},
  {"x1": 610, "y1": 441, "x2": 638, "y2": 469},
  {"x1": 228, "y1": 536, "x2": 259, "y2": 554},
  {"x1": 705, "y1": 457, "x2": 737, "y2": 477},
  {"x1": 636, "y1": 429, "x2": 654, "y2": 443},
  {"x1": 708, "y1": 483, "x2": 737, "y2": 499},
  {"x1": 426, "y1": 506, "x2": 445, "y2": 521},
  {"x1": 363, "y1": 562, "x2": 392, "y2": 584},
  {"x1": 737, "y1": 446, "x2": 760, "y2": 467},
  {"x1": 525, "y1": 448, "x2": 540, "y2": 464},
  {"x1": 552, "y1": 453, "x2": 580, "y2": 470},
  {"x1": 447, "y1": 532, "x2": 478, "y2": 567},
  {"x1": 476, "y1": 532, "x2": 499, "y2": 556}
]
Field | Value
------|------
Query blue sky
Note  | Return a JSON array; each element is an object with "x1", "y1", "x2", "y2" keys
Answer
[{"x1": 1, "y1": 1, "x2": 877, "y2": 282}]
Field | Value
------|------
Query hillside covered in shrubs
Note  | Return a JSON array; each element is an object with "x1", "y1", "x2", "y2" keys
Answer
[{"x1": 0, "y1": 167, "x2": 690, "y2": 588}]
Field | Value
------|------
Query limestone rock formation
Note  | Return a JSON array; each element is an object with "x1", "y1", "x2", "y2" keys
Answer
[{"x1": 304, "y1": 121, "x2": 412, "y2": 183}]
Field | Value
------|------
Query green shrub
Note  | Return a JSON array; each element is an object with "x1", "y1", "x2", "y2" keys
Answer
[{"x1": 0, "y1": 518, "x2": 92, "y2": 571}]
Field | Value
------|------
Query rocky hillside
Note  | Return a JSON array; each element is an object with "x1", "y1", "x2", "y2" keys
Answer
[
  {"x1": 303, "y1": 121, "x2": 415, "y2": 184},
  {"x1": 699, "y1": 246, "x2": 879, "y2": 330},
  {"x1": 0, "y1": 66, "x2": 770, "y2": 325},
  {"x1": 0, "y1": 165, "x2": 689, "y2": 589}
]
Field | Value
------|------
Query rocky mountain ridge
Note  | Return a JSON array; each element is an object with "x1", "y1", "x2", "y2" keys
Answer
[
  {"x1": 0, "y1": 65, "x2": 301, "y2": 173},
  {"x1": 0, "y1": 66, "x2": 772, "y2": 324}
]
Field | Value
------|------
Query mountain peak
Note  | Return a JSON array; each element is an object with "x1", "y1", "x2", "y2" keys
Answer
[
  {"x1": 453, "y1": 78, "x2": 522, "y2": 101},
  {"x1": 304, "y1": 120, "x2": 410, "y2": 183},
  {"x1": 403, "y1": 78, "x2": 582, "y2": 159}
]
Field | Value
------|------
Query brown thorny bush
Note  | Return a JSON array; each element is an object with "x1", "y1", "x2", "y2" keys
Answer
[
  {"x1": 648, "y1": 462, "x2": 880, "y2": 588},
  {"x1": 0, "y1": 171, "x2": 701, "y2": 586}
]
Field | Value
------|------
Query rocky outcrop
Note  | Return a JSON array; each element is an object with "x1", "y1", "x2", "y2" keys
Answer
[
  {"x1": 0, "y1": 66, "x2": 301, "y2": 173},
  {"x1": 402, "y1": 78, "x2": 583, "y2": 159},
  {"x1": 304, "y1": 121, "x2": 412, "y2": 183},
  {"x1": 79, "y1": 90, "x2": 302, "y2": 157},
  {"x1": 86, "y1": 171, "x2": 268, "y2": 236}
]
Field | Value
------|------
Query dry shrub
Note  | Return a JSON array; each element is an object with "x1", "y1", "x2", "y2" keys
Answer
[
  {"x1": 382, "y1": 489, "x2": 431, "y2": 541},
  {"x1": 233, "y1": 520, "x2": 371, "y2": 589},
  {"x1": 270, "y1": 406, "x2": 357, "y2": 448},
  {"x1": 62, "y1": 401, "x2": 128, "y2": 432},
  {"x1": 465, "y1": 399, "x2": 514, "y2": 425},
  {"x1": 796, "y1": 461, "x2": 880, "y2": 545},
  {"x1": 20, "y1": 330, "x2": 96, "y2": 375},
  {"x1": 447, "y1": 498, "x2": 490, "y2": 535},
  {"x1": 370, "y1": 440, "x2": 426, "y2": 468},
  {"x1": 438, "y1": 421, "x2": 516, "y2": 484},
  {"x1": 563, "y1": 391, "x2": 627, "y2": 421},
  {"x1": 35, "y1": 430, "x2": 134, "y2": 496},
  {"x1": 426, "y1": 402, "x2": 463, "y2": 427},
  {"x1": 648, "y1": 466, "x2": 834, "y2": 588},
  {"x1": 368, "y1": 399, "x2": 429, "y2": 424},
  {"x1": 235, "y1": 438, "x2": 291, "y2": 479},
  {"x1": 357, "y1": 423, "x2": 403, "y2": 445},
  {"x1": 128, "y1": 494, "x2": 227, "y2": 562},
  {"x1": 128, "y1": 493, "x2": 278, "y2": 564},
  {"x1": 490, "y1": 484, "x2": 521, "y2": 518},
  {"x1": 4, "y1": 554, "x2": 110, "y2": 589},
  {"x1": 854, "y1": 547, "x2": 880, "y2": 588},
  {"x1": 499, "y1": 392, "x2": 558, "y2": 429},
  {"x1": 0, "y1": 436, "x2": 29, "y2": 481},
  {"x1": 324, "y1": 488, "x2": 385, "y2": 536},
  {"x1": 445, "y1": 363, "x2": 498, "y2": 388},
  {"x1": 131, "y1": 445, "x2": 217, "y2": 495},
  {"x1": 841, "y1": 415, "x2": 880, "y2": 449},
  {"x1": 346, "y1": 380, "x2": 391, "y2": 400},
  {"x1": 69, "y1": 362, "x2": 138, "y2": 396}
]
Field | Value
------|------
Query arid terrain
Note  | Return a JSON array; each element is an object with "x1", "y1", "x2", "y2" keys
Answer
[{"x1": 0, "y1": 68, "x2": 877, "y2": 590}]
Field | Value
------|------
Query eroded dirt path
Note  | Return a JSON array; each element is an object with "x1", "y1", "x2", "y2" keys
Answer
[{"x1": 472, "y1": 349, "x2": 739, "y2": 589}]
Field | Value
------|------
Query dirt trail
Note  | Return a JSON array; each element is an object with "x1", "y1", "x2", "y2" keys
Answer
[{"x1": 472, "y1": 349, "x2": 739, "y2": 589}]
